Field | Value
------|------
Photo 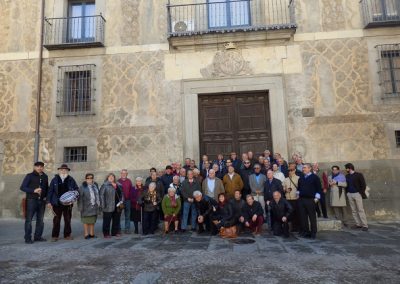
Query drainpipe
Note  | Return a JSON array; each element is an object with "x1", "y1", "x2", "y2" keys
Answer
[{"x1": 34, "y1": 0, "x2": 45, "y2": 163}]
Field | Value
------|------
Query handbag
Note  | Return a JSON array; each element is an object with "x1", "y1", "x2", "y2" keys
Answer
[
  {"x1": 116, "y1": 189, "x2": 125, "y2": 212},
  {"x1": 220, "y1": 225, "x2": 238, "y2": 239}
]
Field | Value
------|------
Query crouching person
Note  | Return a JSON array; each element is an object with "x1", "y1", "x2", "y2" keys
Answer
[
  {"x1": 162, "y1": 187, "x2": 181, "y2": 234},
  {"x1": 243, "y1": 195, "x2": 264, "y2": 235},
  {"x1": 193, "y1": 191, "x2": 215, "y2": 234},
  {"x1": 270, "y1": 191, "x2": 293, "y2": 238},
  {"x1": 212, "y1": 193, "x2": 237, "y2": 238},
  {"x1": 139, "y1": 182, "x2": 161, "y2": 235}
]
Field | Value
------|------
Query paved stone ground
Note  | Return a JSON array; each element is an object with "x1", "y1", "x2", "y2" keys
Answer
[{"x1": 0, "y1": 218, "x2": 399, "y2": 284}]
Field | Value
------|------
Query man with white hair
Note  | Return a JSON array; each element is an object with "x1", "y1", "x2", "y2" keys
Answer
[
  {"x1": 193, "y1": 191, "x2": 216, "y2": 234},
  {"x1": 202, "y1": 169, "x2": 224, "y2": 200}
]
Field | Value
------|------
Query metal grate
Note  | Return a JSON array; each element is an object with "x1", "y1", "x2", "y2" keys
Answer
[
  {"x1": 57, "y1": 64, "x2": 96, "y2": 116},
  {"x1": 360, "y1": 0, "x2": 400, "y2": 28},
  {"x1": 167, "y1": 0, "x2": 296, "y2": 37},
  {"x1": 64, "y1": 146, "x2": 87, "y2": 163},
  {"x1": 376, "y1": 44, "x2": 400, "y2": 98},
  {"x1": 44, "y1": 15, "x2": 106, "y2": 49},
  {"x1": 396, "y1": 130, "x2": 400, "y2": 147}
]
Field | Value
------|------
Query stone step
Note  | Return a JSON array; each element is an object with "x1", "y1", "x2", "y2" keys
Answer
[{"x1": 318, "y1": 218, "x2": 342, "y2": 231}]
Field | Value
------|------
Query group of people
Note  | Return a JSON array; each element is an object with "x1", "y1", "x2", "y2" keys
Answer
[{"x1": 20, "y1": 150, "x2": 369, "y2": 244}]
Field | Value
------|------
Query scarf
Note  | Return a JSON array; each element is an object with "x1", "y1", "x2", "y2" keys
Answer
[
  {"x1": 149, "y1": 191, "x2": 157, "y2": 203},
  {"x1": 170, "y1": 194, "x2": 177, "y2": 208},
  {"x1": 88, "y1": 184, "x2": 100, "y2": 207},
  {"x1": 332, "y1": 173, "x2": 346, "y2": 199}
]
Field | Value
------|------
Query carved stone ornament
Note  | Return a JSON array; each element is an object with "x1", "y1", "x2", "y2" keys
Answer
[{"x1": 201, "y1": 48, "x2": 253, "y2": 78}]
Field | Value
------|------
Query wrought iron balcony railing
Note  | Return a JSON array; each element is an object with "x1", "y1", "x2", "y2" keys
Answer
[
  {"x1": 360, "y1": 0, "x2": 400, "y2": 28},
  {"x1": 44, "y1": 15, "x2": 105, "y2": 49},
  {"x1": 167, "y1": 0, "x2": 296, "y2": 37}
]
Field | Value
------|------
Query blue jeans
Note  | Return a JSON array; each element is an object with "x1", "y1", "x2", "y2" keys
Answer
[
  {"x1": 24, "y1": 199, "x2": 45, "y2": 241},
  {"x1": 123, "y1": 200, "x2": 131, "y2": 231},
  {"x1": 182, "y1": 201, "x2": 197, "y2": 230}
]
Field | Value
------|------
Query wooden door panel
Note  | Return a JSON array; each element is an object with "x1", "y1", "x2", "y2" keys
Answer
[{"x1": 199, "y1": 91, "x2": 272, "y2": 160}]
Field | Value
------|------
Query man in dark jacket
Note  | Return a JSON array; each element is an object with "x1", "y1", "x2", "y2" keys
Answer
[
  {"x1": 264, "y1": 169, "x2": 284, "y2": 230},
  {"x1": 240, "y1": 160, "x2": 253, "y2": 199},
  {"x1": 270, "y1": 191, "x2": 293, "y2": 238},
  {"x1": 230, "y1": 190, "x2": 246, "y2": 232},
  {"x1": 242, "y1": 195, "x2": 264, "y2": 235},
  {"x1": 47, "y1": 164, "x2": 78, "y2": 241},
  {"x1": 161, "y1": 165, "x2": 174, "y2": 194},
  {"x1": 194, "y1": 191, "x2": 216, "y2": 234},
  {"x1": 230, "y1": 152, "x2": 242, "y2": 173},
  {"x1": 20, "y1": 161, "x2": 49, "y2": 244},
  {"x1": 345, "y1": 163, "x2": 368, "y2": 231},
  {"x1": 181, "y1": 170, "x2": 201, "y2": 232},
  {"x1": 297, "y1": 163, "x2": 321, "y2": 239}
]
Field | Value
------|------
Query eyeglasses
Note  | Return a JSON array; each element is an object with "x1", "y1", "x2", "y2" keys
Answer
[
  {"x1": 86, "y1": 177, "x2": 94, "y2": 180},
  {"x1": 254, "y1": 167, "x2": 261, "y2": 170}
]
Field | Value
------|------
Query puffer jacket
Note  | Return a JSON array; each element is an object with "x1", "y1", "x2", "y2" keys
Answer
[{"x1": 99, "y1": 181, "x2": 124, "y2": 213}]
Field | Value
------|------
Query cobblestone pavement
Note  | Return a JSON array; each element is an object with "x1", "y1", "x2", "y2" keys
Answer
[{"x1": 0, "y1": 219, "x2": 399, "y2": 284}]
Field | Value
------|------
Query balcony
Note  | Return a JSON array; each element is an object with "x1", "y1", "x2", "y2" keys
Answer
[
  {"x1": 360, "y1": 0, "x2": 400, "y2": 28},
  {"x1": 167, "y1": 0, "x2": 296, "y2": 49},
  {"x1": 44, "y1": 15, "x2": 105, "y2": 50}
]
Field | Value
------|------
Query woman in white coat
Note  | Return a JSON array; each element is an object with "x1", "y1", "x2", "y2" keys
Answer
[{"x1": 328, "y1": 166, "x2": 347, "y2": 226}]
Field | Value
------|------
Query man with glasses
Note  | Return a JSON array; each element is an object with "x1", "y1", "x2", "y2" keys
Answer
[
  {"x1": 240, "y1": 160, "x2": 253, "y2": 199},
  {"x1": 249, "y1": 163, "x2": 267, "y2": 218}
]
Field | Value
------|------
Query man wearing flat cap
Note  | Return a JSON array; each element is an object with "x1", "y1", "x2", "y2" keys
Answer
[
  {"x1": 20, "y1": 161, "x2": 49, "y2": 244},
  {"x1": 47, "y1": 164, "x2": 78, "y2": 241}
]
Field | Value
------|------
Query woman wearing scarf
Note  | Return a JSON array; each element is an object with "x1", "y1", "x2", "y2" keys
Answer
[
  {"x1": 328, "y1": 166, "x2": 348, "y2": 226},
  {"x1": 100, "y1": 173, "x2": 124, "y2": 238},
  {"x1": 78, "y1": 173, "x2": 100, "y2": 239},
  {"x1": 161, "y1": 187, "x2": 181, "y2": 234},
  {"x1": 130, "y1": 177, "x2": 145, "y2": 234},
  {"x1": 211, "y1": 193, "x2": 236, "y2": 236},
  {"x1": 139, "y1": 182, "x2": 161, "y2": 235}
]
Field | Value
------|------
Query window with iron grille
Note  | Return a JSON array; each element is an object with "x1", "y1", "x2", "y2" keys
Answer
[
  {"x1": 396, "y1": 130, "x2": 400, "y2": 147},
  {"x1": 376, "y1": 44, "x2": 400, "y2": 98},
  {"x1": 57, "y1": 64, "x2": 96, "y2": 116},
  {"x1": 64, "y1": 146, "x2": 87, "y2": 163}
]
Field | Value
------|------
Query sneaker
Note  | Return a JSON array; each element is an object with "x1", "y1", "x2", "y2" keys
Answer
[
  {"x1": 34, "y1": 237, "x2": 47, "y2": 242},
  {"x1": 51, "y1": 237, "x2": 58, "y2": 242},
  {"x1": 361, "y1": 227, "x2": 369, "y2": 232},
  {"x1": 25, "y1": 239, "x2": 34, "y2": 244}
]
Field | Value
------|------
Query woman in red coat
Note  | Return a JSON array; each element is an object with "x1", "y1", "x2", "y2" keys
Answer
[{"x1": 130, "y1": 177, "x2": 145, "y2": 234}]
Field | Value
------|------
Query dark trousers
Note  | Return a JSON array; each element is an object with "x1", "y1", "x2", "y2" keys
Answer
[
  {"x1": 143, "y1": 210, "x2": 158, "y2": 235},
  {"x1": 316, "y1": 191, "x2": 328, "y2": 218},
  {"x1": 24, "y1": 199, "x2": 45, "y2": 241},
  {"x1": 298, "y1": 198, "x2": 317, "y2": 237},
  {"x1": 103, "y1": 211, "x2": 121, "y2": 236},
  {"x1": 288, "y1": 200, "x2": 300, "y2": 232},
  {"x1": 52, "y1": 205, "x2": 72, "y2": 238},
  {"x1": 198, "y1": 215, "x2": 213, "y2": 233},
  {"x1": 272, "y1": 220, "x2": 290, "y2": 237}
]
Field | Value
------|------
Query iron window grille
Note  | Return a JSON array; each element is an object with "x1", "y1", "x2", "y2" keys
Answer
[
  {"x1": 396, "y1": 130, "x2": 400, "y2": 147},
  {"x1": 376, "y1": 44, "x2": 400, "y2": 98},
  {"x1": 57, "y1": 64, "x2": 96, "y2": 116},
  {"x1": 64, "y1": 146, "x2": 88, "y2": 163}
]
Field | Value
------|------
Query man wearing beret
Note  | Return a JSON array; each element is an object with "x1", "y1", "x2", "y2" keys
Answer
[
  {"x1": 47, "y1": 164, "x2": 78, "y2": 241},
  {"x1": 20, "y1": 161, "x2": 49, "y2": 244}
]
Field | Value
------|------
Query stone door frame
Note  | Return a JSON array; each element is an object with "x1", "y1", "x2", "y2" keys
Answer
[{"x1": 181, "y1": 75, "x2": 289, "y2": 161}]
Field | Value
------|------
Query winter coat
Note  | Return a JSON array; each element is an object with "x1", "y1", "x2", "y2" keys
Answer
[
  {"x1": 222, "y1": 173, "x2": 244, "y2": 199},
  {"x1": 264, "y1": 178, "x2": 284, "y2": 202},
  {"x1": 212, "y1": 202, "x2": 236, "y2": 227},
  {"x1": 270, "y1": 198, "x2": 293, "y2": 222},
  {"x1": 20, "y1": 171, "x2": 49, "y2": 201},
  {"x1": 181, "y1": 179, "x2": 201, "y2": 202},
  {"x1": 202, "y1": 177, "x2": 225, "y2": 200},
  {"x1": 130, "y1": 186, "x2": 144, "y2": 211},
  {"x1": 240, "y1": 167, "x2": 253, "y2": 197},
  {"x1": 249, "y1": 173, "x2": 267, "y2": 196},
  {"x1": 99, "y1": 181, "x2": 124, "y2": 213},
  {"x1": 242, "y1": 201, "x2": 264, "y2": 222},
  {"x1": 145, "y1": 178, "x2": 165, "y2": 199},
  {"x1": 283, "y1": 174, "x2": 299, "y2": 200},
  {"x1": 78, "y1": 182, "x2": 100, "y2": 217},
  {"x1": 230, "y1": 198, "x2": 246, "y2": 219},
  {"x1": 328, "y1": 174, "x2": 347, "y2": 207},
  {"x1": 161, "y1": 195, "x2": 181, "y2": 216},
  {"x1": 47, "y1": 175, "x2": 79, "y2": 206},
  {"x1": 139, "y1": 189, "x2": 161, "y2": 212},
  {"x1": 195, "y1": 197, "x2": 216, "y2": 218}
]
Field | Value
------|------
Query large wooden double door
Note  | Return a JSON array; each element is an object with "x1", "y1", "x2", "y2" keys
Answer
[{"x1": 198, "y1": 91, "x2": 273, "y2": 159}]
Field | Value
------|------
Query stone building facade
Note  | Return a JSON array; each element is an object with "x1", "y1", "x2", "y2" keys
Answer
[{"x1": 0, "y1": 0, "x2": 399, "y2": 218}]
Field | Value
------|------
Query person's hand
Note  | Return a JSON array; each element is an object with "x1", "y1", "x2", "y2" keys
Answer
[
  {"x1": 153, "y1": 202, "x2": 157, "y2": 206},
  {"x1": 188, "y1": 198, "x2": 193, "y2": 203},
  {"x1": 239, "y1": 216, "x2": 244, "y2": 223},
  {"x1": 198, "y1": 215, "x2": 204, "y2": 223},
  {"x1": 252, "y1": 214, "x2": 257, "y2": 222},
  {"x1": 282, "y1": 216, "x2": 287, "y2": 222},
  {"x1": 245, "y1": 222, "x2": 250, "y2": 227},
  {"x1": 172, "y1": 214, "x2": 176, "y2": 217},
  {"x1": 266, "y1": 200, "x2": 270, "y2": 206},
  {"x1": 323, "y1": 188, "x2": 327, "y2": 193},
  {"x1": 34, "y1": 188, "x2": 42, "y2": 194},
  {"x1": 46, "y1": 203, "x2": 52, "y2": 209},
  {"x1": 256, "y1": 190, "x2": 261, "y2": 195},
  {"x1": 314, "y1": 198, "x2": 319, "y2": 204}
]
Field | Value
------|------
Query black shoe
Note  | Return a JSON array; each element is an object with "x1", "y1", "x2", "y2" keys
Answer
[
  {"x1": 25, "y1": 239, "x2": 34, "y2": 244},
  {"x1": 310, "y1": 234, "x2": 316, "y2": 239},
  {"x1": 191, "y1": 228, "x2": 196, "y2": 232},
  {"x1": 134, "y1": 230, "x2": 139, "y2": 234},
  {"x1": 180, "y1": 229, "x2": 186, "y2": 233},
  {"x1": 361, "y1": 227, "x2": 369, "y2": 232},
  {"x1": 90, "y1": 235, "x2": 97, "y2": 238},
  {"x1": 85, "y1": 235, "x2": 91, "y2": 240},
  {"x1": 34, "y1": 237, "x2": 46, "y2": 242}
]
